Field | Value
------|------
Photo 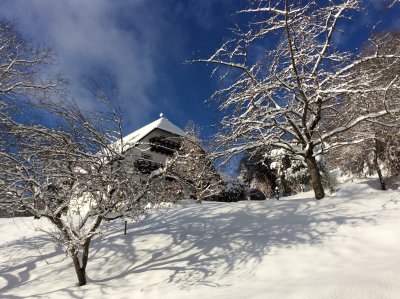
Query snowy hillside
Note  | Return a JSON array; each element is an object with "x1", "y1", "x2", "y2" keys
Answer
[{"x1": 1, "y1": 177, "x2": 400, "y2": 299}]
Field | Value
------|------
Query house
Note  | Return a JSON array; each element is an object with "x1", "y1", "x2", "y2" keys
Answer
[
  {"x1": 0, "y1": 115, "x2": 186, "y2": 218},
  {"x1": 68, "y1": 114, "x2": 186, "y2": 217},
  {"x1": 120, "y1": 114, "x2": 185, "y2": 175}
]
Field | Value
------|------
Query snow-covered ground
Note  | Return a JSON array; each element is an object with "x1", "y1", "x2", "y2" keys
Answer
[{"x1": 1, "y1": 177, "x2": 400, "y2": 299}]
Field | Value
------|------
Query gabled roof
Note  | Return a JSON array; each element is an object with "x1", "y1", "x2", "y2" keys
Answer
[{"x1": 118, "y1": 116, "x2": 185, "y2": 152}]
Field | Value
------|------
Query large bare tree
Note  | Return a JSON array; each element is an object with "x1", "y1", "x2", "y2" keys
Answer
[{"x1": 198, "y1": 0, "x2": 400, "y2": 199}]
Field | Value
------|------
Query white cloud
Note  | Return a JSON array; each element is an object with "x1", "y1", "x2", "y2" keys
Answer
[{"x1": 0, "y1": 0, "x2": 169, "y2": 129}]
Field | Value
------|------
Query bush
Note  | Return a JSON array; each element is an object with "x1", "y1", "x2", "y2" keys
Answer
[
  {"x1": 206, "y1": 181, "x2": 246, "y2": 202},
  {"x1": 246, "y1": 188, "x2": 266, "y2": 200}
]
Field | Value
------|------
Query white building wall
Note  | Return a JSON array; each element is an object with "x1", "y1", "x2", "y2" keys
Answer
[{"x1": 124, "y1": 128, "x2": 181, "y2": 165}]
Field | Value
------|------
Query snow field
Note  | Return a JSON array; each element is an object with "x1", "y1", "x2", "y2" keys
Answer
[{"x1": 1, "y1": 177, "x2": 400, "y2": 298}]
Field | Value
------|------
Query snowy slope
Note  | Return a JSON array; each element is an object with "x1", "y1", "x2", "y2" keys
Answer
[{"x1": 1, "y1": 178, "x2": 400, "y2": 299}]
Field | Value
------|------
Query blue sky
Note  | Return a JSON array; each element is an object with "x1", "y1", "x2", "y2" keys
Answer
[
  {"x1": 0, "y1": 0, "x2": 399, "y2": 142},
  {"x1": 0, "y1": 0, "x2": 238, "y2": 138}
]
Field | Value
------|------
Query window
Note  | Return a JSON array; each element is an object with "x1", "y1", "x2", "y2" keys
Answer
[{"x1": 141, "y1": 153, "x2": 152, "y2": 160}]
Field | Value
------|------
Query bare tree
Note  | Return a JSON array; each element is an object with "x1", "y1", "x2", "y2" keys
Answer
[
  {"x1": 0, "y1": 20, "x2": 182, "y2": 286},
  {"x1": 0, "y1": 93, "x2": 181, "y2": 285},
  {"x1": 327, "y1": 31, "x2": 400, "y2": 190},
  {"x1": 168, "y1": 122, "x2": 223, "y2": 203},
  {"x1": 0, "y1": 20, "x2": 64, "y2": 113},
  {"x1": 0, "y1": 18, "x2": 63, "y2": 216},
  {"x1": 197, "y1": 0, "x2": 400, "y2": 199}
]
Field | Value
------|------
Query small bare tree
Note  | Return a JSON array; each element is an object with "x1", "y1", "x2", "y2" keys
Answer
[
  {"x1": 0, "y1": 20, "x2": 183, "y2": 286},
  {"x1": 197, "y1": 0, "x2": 400, "y2": 199},
  {"x1": 326, "y1": 31, "x2": 400, "y2": 190},
  {"x1": 0, "y1": 94, "x2": 180, "y2": 285},
  {"x1": 168, "y1": 122, "x2": 223, "y2": 203}
]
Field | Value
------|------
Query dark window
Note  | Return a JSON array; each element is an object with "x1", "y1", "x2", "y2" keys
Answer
[{"x1": 141, "y1": 153, "x2": 152, "y2": 160}]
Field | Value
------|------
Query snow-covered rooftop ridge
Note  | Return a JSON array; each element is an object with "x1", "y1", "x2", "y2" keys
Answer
[{"x1": 119, "y1": 116, "x2": 185, "y2": 150}]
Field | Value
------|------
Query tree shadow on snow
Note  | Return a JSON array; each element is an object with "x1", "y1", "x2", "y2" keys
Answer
[
  {"x1": 85, "y1": 195, "x2": 393, "y2": 294},
  {"x1": 0, "y1": 234, "x2": 65, "y2": 298},
  {"x1": 336, "y1": 176, "x2": 400, "y2": 196},
  {"x1": 1, "y1": 191, "x2": 399, "y2": 298}
]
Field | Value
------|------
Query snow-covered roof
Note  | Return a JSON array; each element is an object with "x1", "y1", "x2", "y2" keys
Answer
[{"x1": 117, "y1": 116, "x2": 185, "y2": 152}]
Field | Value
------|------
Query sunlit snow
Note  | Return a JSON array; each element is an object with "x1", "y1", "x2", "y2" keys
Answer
[{"x1": 1, "y1": 177, "x2": 399, "y2": 299}]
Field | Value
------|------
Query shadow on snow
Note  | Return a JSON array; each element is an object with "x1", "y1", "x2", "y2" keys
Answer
[{"x1": 1, "y1": 188, "x2": 399, "y2": 298}]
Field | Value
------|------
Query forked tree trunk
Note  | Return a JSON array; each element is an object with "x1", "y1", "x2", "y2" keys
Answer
[{"x1": 305, "y1": 156, "x2": 325, "y2": 200}]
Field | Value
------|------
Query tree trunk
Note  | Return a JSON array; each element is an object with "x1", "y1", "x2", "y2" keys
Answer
[
  {"x1": 305, "y1": 156, "x2": 325, "y2": 199},
  {"x1": 72, "y1": 252, "x2": 87, "y2": 286},
  {"x1": 376, "y1": 166, "x2": 386, "y2": 191},
  {"x1": 71, "y1": 238, "x2": 91, "y2": 286},
  {"x1": 373, "y1": 140, "x2": 386, "y2": 191}
]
